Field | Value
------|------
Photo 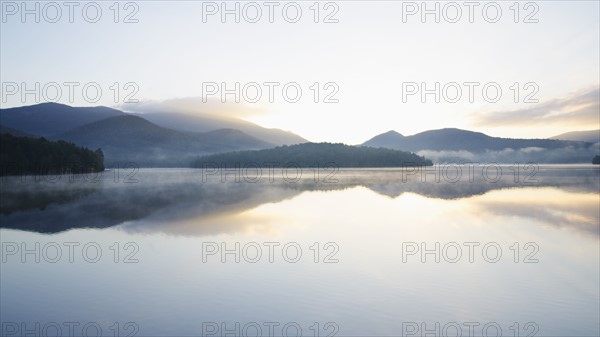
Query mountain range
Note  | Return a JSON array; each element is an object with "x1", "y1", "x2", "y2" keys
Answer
[
  {"x1": 363, "y1": 128, "x2": 589, "y2": 152},
  {"x1": 0, "y1": 103, "x2": 301, "y2": 166},
  {"x1": 56, "y1": 115, "x2": 271, "y2": 166},
  {"x1": 362, "y1": 129, "x2": 598, "y2": 163},
  {"x1": 0, "y1": 103, "x2": 124, "y2": 136},
  {"x1": 1, "y1": 103, "x2": 598, "y2": 166}
]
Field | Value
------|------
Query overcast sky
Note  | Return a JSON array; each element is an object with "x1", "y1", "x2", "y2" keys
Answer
[{"x1": 1, "y1": 1, "x2": 598, "y2": 143}]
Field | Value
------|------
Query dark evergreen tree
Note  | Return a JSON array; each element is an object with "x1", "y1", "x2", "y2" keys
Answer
[
  {"x1": 0, "y1": 133, "x2": 105, "y2": 176},
  {"x1": 193, "y1": 143, "x2": 433, "y2": 168}
]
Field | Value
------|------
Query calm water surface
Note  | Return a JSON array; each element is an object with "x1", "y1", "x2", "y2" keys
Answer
[{"x1": 1, "y1": 166, "x2": 599, "y2": 336}]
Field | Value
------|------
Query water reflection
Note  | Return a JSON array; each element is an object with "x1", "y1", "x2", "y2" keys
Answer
[
  {"x1": 1, "y1": 166, "x2": 599, "y2": 336},
  {"x1": 470, "y1": 188, "x2": 599, "y2": 237},
  {"x1": 1, "y1": 166, "x2": 599, "y2": 237}
]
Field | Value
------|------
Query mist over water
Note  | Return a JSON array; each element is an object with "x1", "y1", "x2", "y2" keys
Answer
[{"x1": 1, "y1": 166, "x2": 599, "y2": 336}]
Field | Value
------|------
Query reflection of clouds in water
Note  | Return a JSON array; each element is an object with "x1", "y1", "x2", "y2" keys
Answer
[
  {"x1": 125, "y1": 182, "x2": 300, "y2": 237},
  {"x1": 469, "y1": 188, "x2": 600, "y2": 237},
  {"x1": 1, "y1": 168, "x2": 598, "y2": 237}
]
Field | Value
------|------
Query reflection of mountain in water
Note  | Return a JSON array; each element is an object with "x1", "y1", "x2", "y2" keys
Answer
[
  {"x1": 470, "y1": 188, "x2": 600, "y2": 237},
  {"x1": 1, "y1": 167, "x2": 598, "y2": 236},
  {"x1": 364, "y1": 168, "x2": 600, "y2": 199}
]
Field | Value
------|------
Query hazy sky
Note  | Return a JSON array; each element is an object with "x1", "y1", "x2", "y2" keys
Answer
[{"x1": 1, "y1": 1, "x2": 599, "y2": 143}]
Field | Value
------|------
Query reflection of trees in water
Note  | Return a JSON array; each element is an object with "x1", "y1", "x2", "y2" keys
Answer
[
  {"x1": 0, "y1": 168, "x2": 598, "y2": 235},
  {"x1": 0, "y1": 176, "x2": 302, "y2": 234},
  {"x1": 1, "y1": 186, "x2": 97, "y2": 216}
]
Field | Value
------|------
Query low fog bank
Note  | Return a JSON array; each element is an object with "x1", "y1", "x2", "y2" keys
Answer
[{"x1": 418, "y1": 143, "x2": 600, "y2": 164}]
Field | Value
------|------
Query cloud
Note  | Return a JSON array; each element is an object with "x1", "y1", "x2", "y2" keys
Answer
[
  {"x1": 118, "y1": 96, "x2": 269, "y2": 120},
  {"x1": 472, "y1": 87, "x2": 600, "y2": 127},
  {"x1": 416, "y1": 150, "x2": 477, "y2": 162}
]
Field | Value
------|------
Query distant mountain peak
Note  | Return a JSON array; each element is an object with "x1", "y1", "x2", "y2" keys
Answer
[
  {"x1": 418, "y1": 127, "x2": 487, "y2": 135},
  {"x1": 382, "y1": 130, "x2": 404, "y2": 137},
  {"x1": 550, "y1": 129, "x2": 600, "y2": 143},
  {"x1": 32, "y1": 102, "x2": 71, "y2": 108}
]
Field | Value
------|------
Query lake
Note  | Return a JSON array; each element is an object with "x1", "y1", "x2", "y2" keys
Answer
[{"x1": 1, "y1": 165, "x2": 599, "y2": 336}]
